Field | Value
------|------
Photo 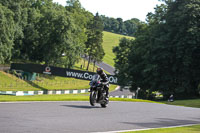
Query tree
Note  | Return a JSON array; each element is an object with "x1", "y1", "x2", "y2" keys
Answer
[
  {"x1": 33, "y1": 1, "x2": 81, "y2": 66},
  {"x1": 85, "y1": 13, "x2": 104, "y2": 70},
  {"x1": 124, "y1": 18, "x2": 142, "y2": 36},
  {"x1": 114, "y1": 0, "x2": 200, "y2": 99},
  {"x1": 21, "y1": 8, "x2": 41, "y2": 62},
  {"x1": 0, "y1": 0, "x2": 30, "y2": 60},
  {"x1": 100, "y1": 15, "x2": 143, "y2": 36},
  {"x1": 162, "y1": 0, "x2": 200, "y2": 98},
  {"x1": 116, "y1": 18, "x2": 126, "y2": 34},
  {"x1": 0, "y1": 0, "x2": 91, "y2": 68},
  {"x1": 113, "y1": 38, "x2": 133, "y2": 87},
  {"x1": 0, "y1": 3, "x2": 15, "y2": 64},
  {"x1": 110, "y1": 18, "x2": 119, "y2": 33},
  {"x1": 66, "y1": 0, "x2": 93, "y2": 68},
  {"x1": 100, "y1": 15, "x2": 112, "y2": 32},
  {"x1": 0, "y1": 0, "x2": 106, "y2": 69}
]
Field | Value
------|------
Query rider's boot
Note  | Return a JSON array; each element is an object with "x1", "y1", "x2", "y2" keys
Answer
[{"x1": 105, "y1": 89, "x2": 109, "y2": 101}]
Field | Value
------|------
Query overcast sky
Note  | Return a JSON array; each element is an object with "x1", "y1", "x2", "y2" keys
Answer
[{"x1": 53, "y1": 0, "x2": 163, "y2": 21}]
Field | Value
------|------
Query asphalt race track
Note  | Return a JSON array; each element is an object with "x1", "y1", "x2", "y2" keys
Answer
[{"x1": 0, "y1": 101, "x2": 200, "y2": 133}]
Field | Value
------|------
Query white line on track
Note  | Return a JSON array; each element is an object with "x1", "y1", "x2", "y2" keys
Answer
[{"x1": 93, "y1": 124, "x2": 200, "y2": 133}]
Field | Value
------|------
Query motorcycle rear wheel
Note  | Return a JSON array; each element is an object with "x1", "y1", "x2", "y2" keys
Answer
[
  {"x1": 100, "y1": 103, "x2": 107, "y2": 108},
  {"x1": 100, "y1": 98, "x2": 109, "y2": 108}
]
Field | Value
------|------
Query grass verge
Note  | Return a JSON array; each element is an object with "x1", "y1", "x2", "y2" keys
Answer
[
  {"x1": 110, "y1": 98, "x2": 161, "y2": 104},
  {"x1": 160, "y1": 99, "x2": 200, "y2": 108},
  {"x1": 0, "y1": 94, "x2": 157, "y2": 103},
  {"x1": 0, "y1": 94, "x2": 89, "y2": 102},
  {"x1": 124, "y1": 124, "x2": 200, "y2": 133}
]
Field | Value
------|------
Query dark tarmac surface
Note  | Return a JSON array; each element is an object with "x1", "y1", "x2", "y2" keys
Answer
[{"x1": 0, "y1": 101, "x2": 200, "y2": 133}]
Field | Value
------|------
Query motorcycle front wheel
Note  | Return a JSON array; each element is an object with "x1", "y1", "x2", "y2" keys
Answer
[{"x1": 89, "y1": 91, "x2": 97, "y2": 106}]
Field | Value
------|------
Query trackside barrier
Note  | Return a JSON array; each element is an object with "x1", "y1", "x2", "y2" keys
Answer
[
  {"x1": 0, "y1": 89, "x2": 89, "y2": 96},
  {"x1": 110, "y1": 95, "x2": 135, "y2": 99},
  {"x1": 10, "y1": 63, "x2": 118, "y2": 85},
  {"x1": 0, "y1": 90, "x2": 135, "y2": 98}
]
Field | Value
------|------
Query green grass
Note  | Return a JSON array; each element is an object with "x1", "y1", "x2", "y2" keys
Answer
[
  {"x1": 0, "y1": 94, "x2": 158, "y2": 102},
  {"x1": 0, "y1": 57, "x2": 118, "y2": 91},
  {"x1": 110, "y1": 98, "x2": 161, "y2": 103},
  {"x1": 0, "y1": 71, "x2": 90, "y2": 91},
  {"x1": 0, "y1": 59, "x2": 93, "y2": 92},
  {"x1": 161, "y1": 99, "x2": 200, "y2": 108},
  {"x1": 0, "y1": 59, "x2": 94, "y2": 91},
  {"x1": 0, "y1": 71, "x2": 117, "y2": 91},
  {"x1": 0, "y1": 94, "x2": 89, "y2": 102},
  {"x1": 74, "y1": 58, "x2": 98, "y2": 72},
  {"x1": 124, "y1": 124, "x2": 200, "y2": 133},
  {"x1": 0, "y1": 71, "x2": 39, "y2": 91},
  {"x1": 102, "y1": 31, "x2": 134, "y2": 67}
]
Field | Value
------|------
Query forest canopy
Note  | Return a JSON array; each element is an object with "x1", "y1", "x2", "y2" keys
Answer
[
  {"x1": 113, "y1": 0, "x2": 200, "y2": 99},
  {"x1": 0, "y1": 0, "x2": 104, "y2": 69}
]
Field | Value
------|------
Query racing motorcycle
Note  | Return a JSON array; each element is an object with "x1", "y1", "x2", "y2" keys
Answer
[{"x1": 89, "y1": 74, "x2": 109, "y2": 108}]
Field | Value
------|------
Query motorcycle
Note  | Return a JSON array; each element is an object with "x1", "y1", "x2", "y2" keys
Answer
[{"x1": 89, "y1": 74, "x2": 109, "y2": 108}]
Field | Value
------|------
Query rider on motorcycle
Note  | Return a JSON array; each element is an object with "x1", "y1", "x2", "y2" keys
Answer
[{"x1": 96, "y1": 67, "x2": 109, "y2": 100}]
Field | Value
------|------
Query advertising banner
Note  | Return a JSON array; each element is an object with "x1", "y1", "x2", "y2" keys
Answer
[{"x1": 10, "y1": 63, "x2": 118, "y2": 85}]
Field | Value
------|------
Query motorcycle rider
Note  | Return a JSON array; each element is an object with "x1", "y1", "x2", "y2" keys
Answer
[{"x1": 96, "y1": 67, "x2": 109, "y2": 100}]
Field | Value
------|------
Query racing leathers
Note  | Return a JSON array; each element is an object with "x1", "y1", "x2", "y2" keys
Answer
[{"x1": 98, "y1": 72, "x2": 109, "y2": 98}]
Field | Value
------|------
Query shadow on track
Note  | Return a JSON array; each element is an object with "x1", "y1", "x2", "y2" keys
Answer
[
  {"x1": 61, "y1": 105, "x2": 101, "y2": 109},
  {"x1": 121, "y1": 118, "x2": 200, "y2": 128}
]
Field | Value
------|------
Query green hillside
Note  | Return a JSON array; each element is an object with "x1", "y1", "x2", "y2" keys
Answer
[
  {"x1": 0, "y1": 60, "x2": 97, "y2": 91},
  {"x1": 0, "y1": 70, "x2": 117, "y2": 91},
  {"x1": 0, "y1": 31, "x2": 131, "y2": 91},
  {"x1": 0, "y1": 71, "x2": 90, "y2": 91},
  {"x1": 102, "y1": 31, "x2": 134, "y2": 67}
]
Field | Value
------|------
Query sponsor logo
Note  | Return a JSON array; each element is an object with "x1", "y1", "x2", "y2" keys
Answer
[{"x1": 43, "y1": 67, "x2": 52, "y2": 74}]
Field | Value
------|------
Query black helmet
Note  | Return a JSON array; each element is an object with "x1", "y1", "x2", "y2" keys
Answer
[{"x1": 97, "y1": 67, "x2": 103, "y2": 75}]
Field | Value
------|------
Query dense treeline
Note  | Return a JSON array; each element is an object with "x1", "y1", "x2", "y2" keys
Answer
[
  {"x1": 114, "y1": 0, "x2": 200, "y2": 99},
  {"x1": 100, "y1": 15, "x2": 143, "y2": 36},
  {"x1": 0, "y1": 0, "x2": 104, "y2": 70}
]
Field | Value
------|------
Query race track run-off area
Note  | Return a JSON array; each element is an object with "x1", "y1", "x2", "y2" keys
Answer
[{"x1": 0, "y1": 101, "x2": 200, "y2": 133}]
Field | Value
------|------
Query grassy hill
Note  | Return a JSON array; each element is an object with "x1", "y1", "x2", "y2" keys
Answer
[
  {"x1": 0, "y1": 31, "x2": 133, "y2": 91},
  {"x1": 0, "y1": 60, "x2": 97, "y2": 91},
  {"x1": 102, "y1": 31, "x2": 134, "y2": 67},
  {"x1": 0, "y1": 71, "x2": 90, "y2": 91}
]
